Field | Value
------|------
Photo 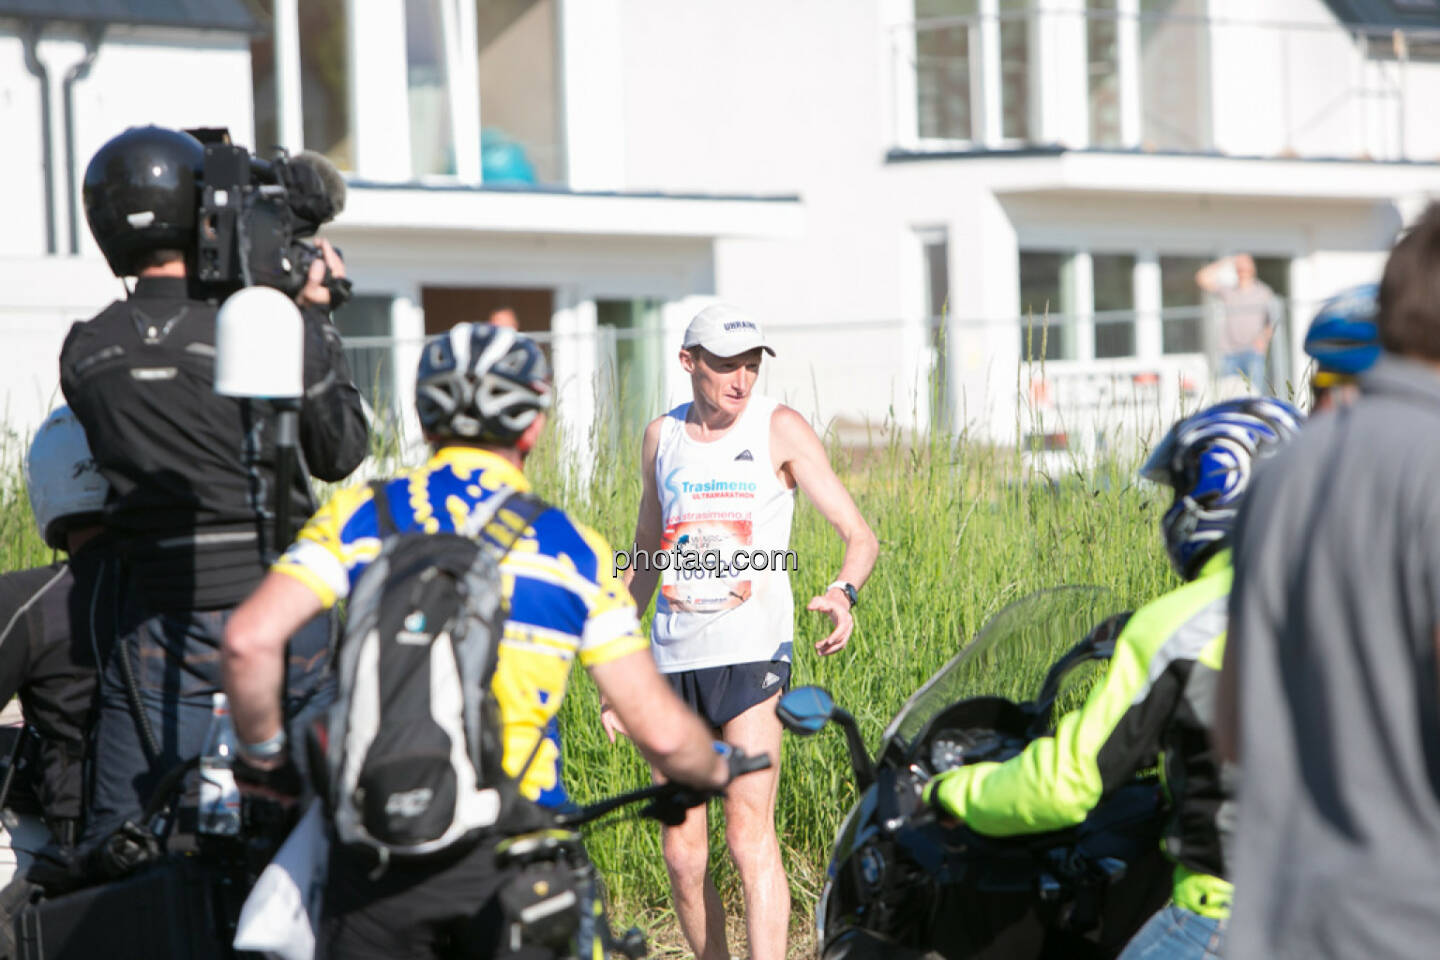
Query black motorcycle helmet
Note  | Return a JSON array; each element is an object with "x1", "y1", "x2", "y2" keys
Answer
[{"x1": 83, "y1": 126, "x2": 205, "y2": 277}]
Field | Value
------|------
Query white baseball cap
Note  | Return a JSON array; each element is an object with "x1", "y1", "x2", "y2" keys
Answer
[{"x1": 682, "y1": 303, "x2": 776, "y2": 358}]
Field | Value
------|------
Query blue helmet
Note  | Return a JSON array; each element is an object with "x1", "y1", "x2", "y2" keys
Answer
[
  {"x1": 1304, "y1": 283, "x2": 1379, "y2": 379},
  {"x1": 1140, "y1": 397, "x2": 1304, "y2": 580}
]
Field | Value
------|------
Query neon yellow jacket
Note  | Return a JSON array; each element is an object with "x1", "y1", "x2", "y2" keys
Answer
[{"x1": 925, "y1": 553, "x2": 1234, "y2": 918}]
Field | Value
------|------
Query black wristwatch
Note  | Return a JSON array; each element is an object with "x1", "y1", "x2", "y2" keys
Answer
[{"x1": 827, "y1": 580, "x2": 859, "y2": 609}]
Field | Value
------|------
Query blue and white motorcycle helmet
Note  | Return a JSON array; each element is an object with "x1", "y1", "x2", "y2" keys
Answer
[
  {"x1": 1140, "y1": 397, "x2": 1304, "y2": 581},
  {"x1": 1304, "y1": 283, "x2": 1380, "y2": 387}
]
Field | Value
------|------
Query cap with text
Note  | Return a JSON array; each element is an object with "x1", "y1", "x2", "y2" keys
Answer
[{"x1": 682, "y1": 303, "x2": 776, "y2": 358}]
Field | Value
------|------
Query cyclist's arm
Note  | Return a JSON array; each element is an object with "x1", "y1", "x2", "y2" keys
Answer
[
  {"x1": 222, "y1": 485, "x2": 361, "y2": 752},
  {"x1": 624, "y1": 416, "x2": 665, "y2": 614},
  {"x1": 589, "y1": 650, "x2": 729, "y2": 791},
  {"x1": 223, "y1": 571, "x2": 324, "y2": 751},
  {"x1": 926, "y1": 612, "x2": 1177, "y2": 836}
]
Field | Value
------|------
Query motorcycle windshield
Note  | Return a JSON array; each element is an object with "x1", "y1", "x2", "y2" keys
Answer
[{"x1": 879, "y1": 586, "x2": 1118, "y2": 756}]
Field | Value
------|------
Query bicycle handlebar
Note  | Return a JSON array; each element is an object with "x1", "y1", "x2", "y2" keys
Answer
[{"x1": 554, "y1": 747, "x2": 772, "y2": 829}]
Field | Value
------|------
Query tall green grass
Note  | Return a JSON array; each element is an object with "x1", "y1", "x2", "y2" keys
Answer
[
  {"x1": 525, "y1": 400, "x2": 1176, "y2": 954},
  {"x1": 0, "y1": 391, "x2": 1176, "y2": 957}
]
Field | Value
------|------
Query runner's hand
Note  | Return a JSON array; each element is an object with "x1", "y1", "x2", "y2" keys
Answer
[
  {"x1": 808, "y1": 588, "x2": 854, "y2": 655},
  {"x1": 600, "y1": 703, "x2": 630, "y2": 743}
]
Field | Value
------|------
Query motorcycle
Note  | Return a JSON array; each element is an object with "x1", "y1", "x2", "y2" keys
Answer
[{"x1": 779, "y1": 587, "x2": 1169, "y2": 960}]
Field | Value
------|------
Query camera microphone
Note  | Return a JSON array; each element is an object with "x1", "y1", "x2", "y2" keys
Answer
[
  {"x1": 285, "y1": 151, "x2": 347, "y2": 227},
  {"x1": 292, "y1": 152, "x2": 346, "y2": 215}
]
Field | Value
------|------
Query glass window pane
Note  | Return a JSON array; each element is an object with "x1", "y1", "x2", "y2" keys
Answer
[
  {"x1": 1086, "y1": 0, "x2": 1122, "y2": 147},
  {"x1": 477, "y1": 0, "x2": 562, "y2": 184},
  {"x1": 1092, "y1": 254, "x2": 1136, "y2": 358},
  {"x1": 1019, "y1": 251, "x2": 1067, "y2": 361},
  {"x1": 1140, "y1": 0, "x2": 1209, "y2": 151},
  {"x1": 915, "y1": 1, "x2": 977, "y2": 141},
  {"x1": 999, "y1": 0, "x2": 1031, "y2": 141},
  {"x1": 598, "y1": 299, "x2": 663, "y2": 435},
  {"x1": 921, "y1": 229, "x2": 950, "y2": 351},
  {"x1": 1159, "y1": 255, "x2": 1209, "y2": 354},
  {"x1": 246, "y1": 0, "x2": 278, "y2": 153},
  {"x1": 298, "y1": 0, "x2": 353, "y2": 171},
  {"x1": 407, "y1": 0, "x2": 455, "y2": 176},
  {"x1": 334, "y1": 295, "x2": 395, "y2": 414}
]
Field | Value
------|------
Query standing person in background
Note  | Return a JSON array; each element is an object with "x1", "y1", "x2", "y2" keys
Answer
[
  {"x1": 609, "y1": 303, "x2": 879, "y2": 960},
  {"x1": 1218, "y1": 202, "x2": 1440, "y2": 960},
  {"x1": 1196, "y1": 254, "x2": 1279, "y2": 390},
  {"x1": 487, "y1": 306, "x2": 520, "y2": 330},
  {"x1": 60, "y1": 125, "x2": 368, "y2": 853}
]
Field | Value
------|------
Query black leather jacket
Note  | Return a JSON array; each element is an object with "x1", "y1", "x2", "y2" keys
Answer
[{"x1": 59, "y1": 277, "x2": 369, "y2": 610}]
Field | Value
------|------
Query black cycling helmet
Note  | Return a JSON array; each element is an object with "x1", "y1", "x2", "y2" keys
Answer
[
  {"x1": 415, "y1": 323, "x2": 553, "y2": 446},
  {"x1": 83, "y1": 125, "x2": 205, "y2": 277}
]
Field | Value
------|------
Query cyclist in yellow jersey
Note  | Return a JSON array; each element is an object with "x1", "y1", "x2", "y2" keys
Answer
[{"x1": 222, "y1": 323, "x2": 736, "y2": 960}]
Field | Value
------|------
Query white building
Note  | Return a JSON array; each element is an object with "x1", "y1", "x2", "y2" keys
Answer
[{"x1": 2, "y1": 0, "x2": 1439, "y2": 457}]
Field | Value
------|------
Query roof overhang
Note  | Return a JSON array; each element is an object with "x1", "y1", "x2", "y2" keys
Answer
[
  {"x1": 887, "y1": 147, "x2": 1440, "y2": 202},
  {"x1": 336, "y1": 182, "x2": 805, "y2": 240},
  {"x1": 0, "y1": 0, "x2": 258, "y2": 32}
]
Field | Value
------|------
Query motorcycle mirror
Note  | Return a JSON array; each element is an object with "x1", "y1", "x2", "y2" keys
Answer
[{"x1": 776, "y1": 686, "x2": 835, "y2": 736}]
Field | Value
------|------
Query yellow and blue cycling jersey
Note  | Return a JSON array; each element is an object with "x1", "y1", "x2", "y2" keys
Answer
[{"x1": 273, "y1": 445, "x2": 647, "y2": 807}]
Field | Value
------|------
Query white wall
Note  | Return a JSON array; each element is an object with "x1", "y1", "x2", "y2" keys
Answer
[
  {"x1": 0, "y1": 23, "x2": 252, "y2": 445},
  {"x1": 0, "y1": 28, "x2": 48, "y2": 257}
]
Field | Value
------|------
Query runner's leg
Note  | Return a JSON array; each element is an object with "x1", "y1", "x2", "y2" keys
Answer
[
  {"x1": 721, "y1": 697, "x2": 787, "y2": 960},
  {"x1": 660, "y1": 789, "x2": 728, "y2": 960}
]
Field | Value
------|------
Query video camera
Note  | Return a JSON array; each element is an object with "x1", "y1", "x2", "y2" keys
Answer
[{"x1": 185, "y1": 127, "x2": 348, "y2": 301}]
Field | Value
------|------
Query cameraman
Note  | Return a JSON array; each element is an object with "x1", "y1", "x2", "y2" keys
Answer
[{"x1": 58, "y1": 125, "x2": 368, "y2": 854}]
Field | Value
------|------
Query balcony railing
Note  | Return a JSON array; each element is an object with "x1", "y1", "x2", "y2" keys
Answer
[{"x1": 891, "y1": 5, "x2": 1440, "y2": 163}]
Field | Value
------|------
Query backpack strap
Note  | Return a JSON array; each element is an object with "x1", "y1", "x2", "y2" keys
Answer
[{"x1": 370, "y1": 480, "x2": 398, "y2": 538}]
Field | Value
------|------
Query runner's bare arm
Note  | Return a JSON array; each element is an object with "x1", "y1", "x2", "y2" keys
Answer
[
  {"x1": 772, "y1": 405, "x2": 879, "y2": 655},
  {"x1": 624, "y1": 415, "x2": 666, "y2": 614},
  {"x1": 223, "y1": 571, "x2": 325, "y2": 756},
  {"x1": 589, "y1": 649, "x2": 729, "y2": 790}
]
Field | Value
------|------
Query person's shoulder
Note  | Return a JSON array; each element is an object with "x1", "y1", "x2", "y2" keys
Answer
[
  {"x1": 0, "y1": 564, "x2": 69, "y2": 623},
  {"x1": 525, "y1": 506, "x2": 615, "y2": 584},
  {"x1": 60, "y1": 300, "x2": 124, "y2": 349},
  {"x1": 768, "y1": 402, "x2": 812, "y2": 435},
  {"x1": 307, "y1": 477, "x2": 382, "y2": 543}
]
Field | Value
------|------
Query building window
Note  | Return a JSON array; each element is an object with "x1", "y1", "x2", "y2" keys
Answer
[
  {"x1": 999, "y1": 0, "x2": 1032, "y2": 141},
  {"x1": 598, "y1": 300, "x2": 663, "y2": 435},
  {"x1": 334, "y1": 295, "x2": 396, "y2": 414},
  {"x1": 1019, "y1": 250, "x2": 1069, "y2": 361},
  {"x1": 407, "y1": 0, "x2": 456, "y2": 176},
  {"x1": 1139, "y1": 0, "x2": 1210, "y2": 151},
  {"x1": 1086, "y1": 0, "x2": 1123, "y2": 147},
  {"x1": 247, "y1": 0, "x2": 278, "y2": 153},
  {"x1": 1159, "y1": 254, "x2": 1208, "y2": 354},
  {"x1": 915, "y1": 0, "x2": 977, "y2": 141},
  {"x1": 920, "y1": 228, "x2": 950, "y2": 333},
  {"x1": 477, "y1": 0, "x2": 562, "y2": 184},
  {"x1": 1092, "y1": 253, "x2": 1136, "y2": 358},
  {"x1": 299, "y1": 0, "x2": 353, "y2": 170}
]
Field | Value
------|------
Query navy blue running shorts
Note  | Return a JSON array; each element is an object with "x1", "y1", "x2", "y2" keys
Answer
[{"x1": 664, "y1": 659, "x2": 792, "y2": 730}]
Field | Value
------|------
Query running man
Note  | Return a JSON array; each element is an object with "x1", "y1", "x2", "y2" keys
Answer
[{"x1": 606, "y1": 302, "x2": 878, "y2": 960}]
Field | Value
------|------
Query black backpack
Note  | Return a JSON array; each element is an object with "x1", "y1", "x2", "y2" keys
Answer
[{"x1": 324, "y1": 481, "x2": 547, "y2": 860}]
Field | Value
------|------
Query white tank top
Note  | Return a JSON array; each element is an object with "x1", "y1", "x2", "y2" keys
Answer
[{"x1": 650, "y1": 395, "x2": 796, "y2": 672}]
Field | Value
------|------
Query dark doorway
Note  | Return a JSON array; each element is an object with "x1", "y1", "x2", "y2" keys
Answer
[{"x1": 420, "y1": 286, "x2": 554, "y2": 336}]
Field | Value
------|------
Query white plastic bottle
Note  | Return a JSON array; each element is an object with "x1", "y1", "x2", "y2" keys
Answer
[{"x1": 197, "y1": 691, "x2": 242, "y2": 836}]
